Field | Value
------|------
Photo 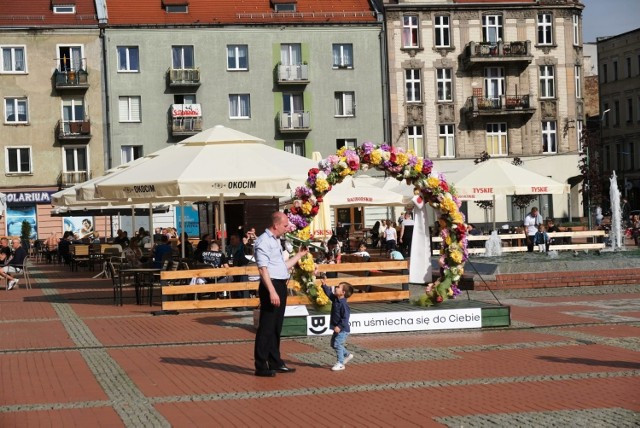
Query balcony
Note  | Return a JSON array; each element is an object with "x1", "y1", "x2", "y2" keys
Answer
[
  {"x1": 168, "y1": 68, "x2": 201, "y2": 87},
  {"x1": 58, "y1": 170, "x2": 90, "y2": 187},
  {"x1": 57, "y1": 120, "x2": 92, "y2": 142},
  {"x1": 464, "y1": 95, "x2": 536, "y2": 118},
  {"x1": 276, "y1": 64, "x2": 309, "y2": 84},
  {"x1": 461, "y1": 41, "x2": 533, "y2": 70},
  {"x1": 170, "y1": 104, "x2": 202, "y2": 136},
  {"x1": 53, "y1": 58, "x2": 89, "y2": 91},
  {"x1": 279, "y1": 111, "x2": 311, "y2": 133}
]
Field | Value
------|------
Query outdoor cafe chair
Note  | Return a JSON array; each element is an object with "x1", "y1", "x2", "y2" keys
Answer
[{"x1": 4, "y1": 256, "x2": 32, "y2": 291}]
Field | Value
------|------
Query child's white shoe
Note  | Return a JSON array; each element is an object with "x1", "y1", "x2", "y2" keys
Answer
[
  {"x1": 344, "y1": 353, "x2": 354, "y2": 365},
  {"x1": 331, "y1": 363, "x2": 345, "y2": 371}
]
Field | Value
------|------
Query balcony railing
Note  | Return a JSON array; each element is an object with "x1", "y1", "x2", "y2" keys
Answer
[
  {"x1": 277, "y1": 64, "x2": 309, "y2": 84},
  {"x1": 57, "y1": 119, "x2": 92, "y2": 141},
  {"x1": 461, "y1": 41, "x2": 532, "y2": 69},
  {"x1": 168, "y1": 67, "x2": 201, "y2": 86},
  {"x1": 279, "y1": 111, "x2": 311, "y2": 132},
  {"x1": 171, "y1": 117, "x2": 203, "y2": 136},
  {"x1": 465, "y1": 95, "x2": 535, "y2": 118},
  {"x1": 59, "y1": 170, "x2": 90, "y2": 187},
  {"x1": 53, "y1": 58, "x2": 89, "y2": 90}
]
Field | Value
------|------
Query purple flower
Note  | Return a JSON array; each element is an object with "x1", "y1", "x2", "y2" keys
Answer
[
  {"x1": 361, "y1": 141, "x2": 375, "y2": 154},
  {"x1": 295, "y1": 186, "x2": 312, "y2": 199},
  {"x1": 380, "y1": 144, "x2": 391, "y2": 152},
  {"x1": 287, "y1": 213, "x2": 308, "y2": 229}
]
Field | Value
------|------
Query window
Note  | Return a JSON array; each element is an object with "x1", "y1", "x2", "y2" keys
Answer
[
  {"x1": 603, "y1": 102, "x2": 609, "y2": 127},
  {"x1": 402, "y1": 15, "x2": 419, "y2": 48},
  {"x1": 486, "y1": 123, "x2": 508, "y2": 155},
  {"x1": 627, "y1": 98, "x2": 633, "y2": 123},
  {"x1": 539, "y1": 65, "x2": 555, "y2": 99},
  {"x1": 541, "y1": 121, "x2": 557, "y2": 153},
  {"x1": 172, "y1": 45, "x2": 194, "y2": 69},
  {"x1": 4, "y1": 97, "x2": 28, "y2": 123},
  {"x1": 227, "y1": 45, "x2": 248, "y2": 70},
  {"x1": 1, "y1": 46, "x2": 26, "y2": 72},
  {"x1": 405, "y1": 69, "x2": 421, "y2": 103},
  {"x1": 434, "y1": 15, "x2": 450, "y2": 48},
  {"x1": 407, "y1": 126, "x2": 424, "y2": 157},
  {"x1": 576, "y1": 119, "x2": 584, "y2": 153},
  {"x1": 626, "y1": 57, "x2": 631, "y2": 78},
  {"x1": 482, "y1": 15, "x2": 503, "y2": 43},
  {"x1": 613, "y1": 60, "x2": 618, "y2": 80},
  {"x1": 63, "y1": 146, "x2": 88, "y2": 173},
  {"x1": 602, "y1": 64, "x2": 608, "y2": 83},
  {"x1": 335, "y1": 92, "x2": 355, "y2": 117},
  {"x1": 332, "y1": 44, "x2": 353, "y2": 68},
  {"x1": 118, "y1": 96, "x2": 141, "y2": 122},
  {"x1": 274, "y1": 3, "x2": 295, "y2": 12},
  {"x1": 121, "y1": 146, "x2": 143, "y2": 164},
  {"x1": 117, "y1": 46, "x2": 139, "y2": 72},
  {"x1": 575, "y1": 65, "x2": 581, "y2": 98},
  {"x1": 614, "y1": 100, "x2": 620, "y2": 126},
  {"x1": 62, "y1": 97, "x2": 85, "y2": 126},
  {"x1": 484, "y1": 67, "x2": 504, "y2": 100},
  {"x1": 53, "y1": 5, "x2": 75, "y2": 13},
  {"x1": 280, "y1": 43, "x2": 301, "y2": 66},
  {"x1": 572, "y1": 15, "x2": 580, "y2": 46},
  {"x1": 229, "y1": 94, "x2": 251, "y2": 119},
  {"x1": 174, "y1": 94, "x2": 196, "y2": 104},
  {"x1": 5, "y1": 147, "x2": 31, "y2": 174},
  {"x1": 436, "y1": 68, "x2": 453, "y2": 102},
  {"x1": 336, "y1": 139, "x2": 357, "y2": 150},
  {"x1": 58, "y1": 45, "x2": 83, "y2": 72},
  {"x1": 537, "y1": 13, "x2": 553, "y2": 45},
  {"x1": 165, "y1": 4, "x2": 187, "y2": 13},
  {"x1": 438, "y1": 125, "x2": 455, "y2": 158},
  {"x1": 284, "y1": 141, "x2": 305, "y2": 156}
]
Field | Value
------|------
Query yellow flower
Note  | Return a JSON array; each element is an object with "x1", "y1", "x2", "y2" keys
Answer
[
  {"x1": 414, "y1": 159, "x2": 423, "y2": 173},
  {"x1": 298, "y1": 255, "x2": 316, "y2": 272},
  {"x1": 337, "y1": 147, "x2": 347, "y2": 156},
  {"x1": 301, "y1": 201, "x2": 313, "y2": 215},
  {"x1": 427, "y1": 177, "x2": 440, "y2": 189},
  {"x1": 440, "y1": 198, "x2": 456, "y2": 213},
  {"x1": 339, "y1": 168, "x2": 351, "y2": 176},
  {"x1": 370, "y1": 150, "x2": 382, "y2": 165},
  {"x1": 297, "y1": 227, "x2": 311, "y2": 242},
  {"x1": 450, "y1": 249, "x2": 462, "y2": 264},
  {"x1": 396, "y1": 152, "x2": 408, "y2": 166},
  {"x1": 445, "y1": 236, "x2": 452, "y2": 246},
  {"x1": 315, "y1": 178, "x2": 329, "y2": 193},
  {"x1": 451, "y1": 212, "x2": 464, "y2": 224}
]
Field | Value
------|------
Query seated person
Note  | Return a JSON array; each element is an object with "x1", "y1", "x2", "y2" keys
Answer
[
  {"x1": 152, "y1": 235, "x2": 173, "y2": 268},
  {"x1": 2, "y1": 240, "x2": 27, "y2": 290},
  {"x1": 352, "y1": 242, "x2": 370, "y2": 261},
  {"x1": 201, "y1": 241, "x2": 229, "y2": 268},
  {"x1": 389, "y1": 249, "x2": 405, "y2": 260},
  {"x1": 123, "y1": 237, "x2": 149, "y2": 266},
  {"x1": 58, "y1": 231, "x2": 73, "y2": 265},
  {"x1": 193, "y1": 234, "x2": 211, "y2": 263}
]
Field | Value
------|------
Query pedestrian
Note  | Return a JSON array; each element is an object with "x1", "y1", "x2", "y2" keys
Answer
[
  {"x1": 523, "y1": 207, "x2": 543, "y2": 252},
  {"x1": 383, "y1": 219, "x2": 397, "y2": 253},
  {"x1": 399, "y1": 212, "x2": 415, "y2": 256},
  {"x1": 253, "y1": 211, "x2": 309, "y2": 377},
  {"x1": 319, "y1": 274, "x2": 355, "y2": 371},
  {"x1": 533, "y1": 225, "x2": 550, "y2": 253}
]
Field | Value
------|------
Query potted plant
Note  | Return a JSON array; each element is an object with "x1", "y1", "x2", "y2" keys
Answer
[{"x1": 20, "y1": 220, "x2": 33, "y2": 252}]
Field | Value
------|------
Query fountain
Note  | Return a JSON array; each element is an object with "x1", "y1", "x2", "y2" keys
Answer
[
  {"x1": 608, "y1": 171, "x2": 623, "y2": 250},
  {"x1": 483, "y1": 230, "x2": 503, "y2": 257}
]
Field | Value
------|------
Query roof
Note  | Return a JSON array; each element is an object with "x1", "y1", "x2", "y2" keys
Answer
[
  {"x1": 105, "y1": 0, "x2": 377, "y2": 26},
  {"x1": 0, "y1": 0, "x2": 99, "y2": 27}
]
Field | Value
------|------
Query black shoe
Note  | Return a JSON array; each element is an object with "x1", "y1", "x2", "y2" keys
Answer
[
  {"x1": 254, "y1": 369, "x2": 276, "y2": 377},
  {"x1": 274, "y1": 365, "x2": 296, "y2": 373}
]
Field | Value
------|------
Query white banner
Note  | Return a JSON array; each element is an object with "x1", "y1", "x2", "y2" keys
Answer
[
  {"x1": 307, "y1": 308, "x2": 482, "y2": 336},
  {"x1": 171, "y1": 103, "x2": 202, "y2": 117}
]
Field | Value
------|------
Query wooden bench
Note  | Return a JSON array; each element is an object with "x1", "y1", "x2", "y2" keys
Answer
[
  {"x1": 159, "y1": 260, "x2": 410, "y2": 312},
  {"x1": 431, "y1": 230, "x2": 608, "y2": 255}
]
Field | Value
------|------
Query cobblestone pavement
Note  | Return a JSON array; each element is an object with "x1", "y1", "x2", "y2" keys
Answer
[{"x1": 1, "y1": 263, "x2": 639, "y2": 427}]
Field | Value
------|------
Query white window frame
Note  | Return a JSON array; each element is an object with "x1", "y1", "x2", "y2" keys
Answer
[
  {"x1": 438, "y1": 124, "x2": 455, "y2": 158},
  {"x1": 53, "y1": 5, "x2": 75, "y2": 14},
  {"x1": 334, "y1": 92, "x2": 355, "y2": 117},
  {"x1": 482, "y1": 15, "x2": 503, "y2": 44},
  {"x1": 284, "y1": 141, "x2": 305, "y2": 157},
  {"x1": 542, "y1": 121, "x2": 557, "y2": 154},
  {"x1": 539, "y1": 65, "x2": 555, "y2": 99},
  {"x1": 121, "y1": 145, "x2": 143, "y2": 164},
  {"x1": 172, "y1": 45, "x2": 194, "y2": 69},
  {"x1": 4, "y1": 97, "x2": 28, "y2": 124},
  {"x1": 228, "y1": 94, "x2": 251, "y2": 119},
  {"x1": 572, "y1": 15, "x2": 580, "y2": 46},
  {"x1": 407, "y1": 126, "x2": 424, "y2": 157},
  {"x1": 332, "y1": 44, "x2": 353, "y2": 69},
  {"x1": 5, "y1": 146, "x2": 32, "y2": 174},
  {"x1": 63, "y1": 145, "x2": 89, "y2": 173},
  {"x1": 227, "y1": 45, "x2": 248, "y2": 71},
  {"x1": 57, "y1": 44, "x2": 84, "y2": 72},
  {"x1": 1, "y1": 45, "x2": 27, "y2": 73},
  {"x1": 576, "y1": 119, "x2": 584, "y2": 153},
  {"x1": 537, "y1": 13, "x2": 553, "y2": 45},
  {"x1": 434, "y1": 15, "x2": 450, "y2": 48},
  {"x1": 405, "y1": 69, "x2": 422, "y2": 103},
  {"x1": 280, "y1": 43, "x2": 301, "y2": 66},
  {"x1": 118, "y1": 96, "x2": 141, "y2": 123},
  {"x1": 402, "y1": 15, "x2": 420, "y2": 49},
  {"x1": 575, "y1": 65, "x2": 582, "y2": 99},
  {"x1": 337, "y1": 139, "x2": 357, "y2": 150},
  {"x1": 116, "y1": 46, "x2": 139, "y2": 72},
  {"x1": 484, "y1": 67, "x2": 504, "y2": 100},
  {"x1": 486, "y1": 123, "x2": 508, "y2": 156},
  {"x1": 436, "y1": 68, "x2": 453, "y2": 102}
]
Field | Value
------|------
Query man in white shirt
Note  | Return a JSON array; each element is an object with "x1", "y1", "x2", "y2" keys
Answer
[{"x1": 523, "y1": 207, "x2": 543, "y2": 252}]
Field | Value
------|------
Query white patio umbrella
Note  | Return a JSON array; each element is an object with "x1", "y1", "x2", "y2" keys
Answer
[
  {"x1": 452, "y1": 159, "x2": 570, "y2": 229},
  {"x1": 308, "y1": 152, "x2": 332, "y2": 240},
  {"x1": 323, "y1": 175, "x2": 406, "y2": 208},
  {"x1": 92, "y1": 125, "x2": 317, "y2": 252}
]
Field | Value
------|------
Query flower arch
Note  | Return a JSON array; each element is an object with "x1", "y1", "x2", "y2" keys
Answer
[{"x1": 287, "y1": 143, "x2": 469, "y2": 307}]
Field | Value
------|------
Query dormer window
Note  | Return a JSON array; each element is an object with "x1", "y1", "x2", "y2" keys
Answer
[
  {"x1": 162, "y1": 0, "x2": 188, "y2": 13},
  {"x1": 52, "y1": 0, "x2": 76, "y2": 14},
  {"x1": 271, "y1": 0, "x2": 297, "y2": 13}
]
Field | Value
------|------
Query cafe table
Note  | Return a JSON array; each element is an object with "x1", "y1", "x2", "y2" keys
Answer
[{"x1": 121, "y1": 267, "x2": 162, "y2": 306}]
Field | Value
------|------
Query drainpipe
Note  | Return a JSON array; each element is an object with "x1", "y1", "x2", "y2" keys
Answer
[
  {"x1": 370, "y1": 0, "x2": 391, "y2": 145},
  {"x1": 99, "y1": 26, "x2": 113, "y2": 170}
]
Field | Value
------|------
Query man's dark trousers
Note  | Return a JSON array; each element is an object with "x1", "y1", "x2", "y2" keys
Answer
[{"x1": 254, "y1": 278, "x2": 287, "y2": 371}]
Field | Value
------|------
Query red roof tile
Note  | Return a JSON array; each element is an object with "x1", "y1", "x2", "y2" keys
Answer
[
  {"x1": 106, "y1": 0, "x2": 377, "y2": 26},
  {"x1": 0, "y1": 0, "x2": 98, "y2": 27}
]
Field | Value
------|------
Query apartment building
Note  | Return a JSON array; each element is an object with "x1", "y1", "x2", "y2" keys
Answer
[
  {"x1": 383, "y1": 0, "x2": 586, "y2": 226},
  {"x1": 0, "y1": 0, "x2": 106, "y2": 237},
  {"x1": 598, "y1": 28, "x2": 640, "y2": 209}
]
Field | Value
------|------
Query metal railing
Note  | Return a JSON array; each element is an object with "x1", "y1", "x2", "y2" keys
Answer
[
  {"x1": 277, "y1": 64, "x2": 309, "y2": 82},
  {"x1": 279, "y1": 111, "x2": 310, "y2": 131},
  {"x1": 168, "y1": 67, "x2": 201, "y2": 85}
]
